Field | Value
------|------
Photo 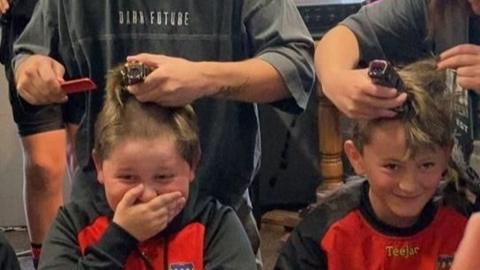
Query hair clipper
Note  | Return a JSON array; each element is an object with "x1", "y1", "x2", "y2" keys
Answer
[
  {"x1": 368, "y1": 59, "x2": 408, "y2": 113},
  {"x1": 121, "y1": 61, "x2": 153, "y2": 86},
  {"x1": 368, "y1": 59, "x2": 405, "y2": 90}
]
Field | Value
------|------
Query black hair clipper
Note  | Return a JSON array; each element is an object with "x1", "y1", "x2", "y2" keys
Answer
[
  {"x1": 368, "y1": 59, "x2": 409, "y2": 113},
  {"x1": 121, "y1": 61, "x2": 153, "y2": 86},
  {"x1": 368, "y1": 59, "x2": 405, "y2": 90}
]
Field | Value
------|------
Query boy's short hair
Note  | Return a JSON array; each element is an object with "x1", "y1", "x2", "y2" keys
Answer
[
  {"x1": 351, "y1": 59, "x2": 455, "y2": 157},
  {"x1": 94, "y1": 64, "x2": 200, "y2": 166}
]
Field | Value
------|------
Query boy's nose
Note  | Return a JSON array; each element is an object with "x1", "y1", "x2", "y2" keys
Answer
[
  {"x1": 398, "y1": 171, "x2": 420, "y2": 194},
  {"x1": 138, "y1": 184, "x2": 158, "y2": 202}
]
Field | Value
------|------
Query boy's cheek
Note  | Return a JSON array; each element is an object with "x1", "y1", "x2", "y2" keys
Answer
[
  {"x1": 106, "y1": 188, "x2": 130, "y2": 210},
  {"x1": 158, "y1": 181, "x2": 190, "y2": 199},
  {"x1": 421, "y1": 171, "x2": 443, "y2": 187},
  {"x1": 106, "y1": 195, "x2": 121, "y2": 211}
]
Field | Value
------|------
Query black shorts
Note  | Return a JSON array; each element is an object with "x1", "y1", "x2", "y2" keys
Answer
[{"x1": 5, "y1": 66, "x2": 85, "y2": 137}]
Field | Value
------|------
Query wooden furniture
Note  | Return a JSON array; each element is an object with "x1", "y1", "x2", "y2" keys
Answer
[{"x1": 316, "y1": 83, "x2": 344, "y2": 202}]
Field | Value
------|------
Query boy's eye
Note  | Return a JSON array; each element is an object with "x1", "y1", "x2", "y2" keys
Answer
[
  {"x1": 117, "y1": 174, "x2": 137, "y2": 181},
  {"x1": 154, "y1": 174, "x2": 175, "y2": 181},
  {"x1": 420, "y1": 162, "x2": 436, "y2": 170},
  {"x1": 383, "y1": 163, "x2": 399, "y2": 171}
]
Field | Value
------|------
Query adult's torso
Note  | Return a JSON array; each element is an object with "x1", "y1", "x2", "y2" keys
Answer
[{"x1": 54, "y1": 0, "x2": 258, "y2": 207}]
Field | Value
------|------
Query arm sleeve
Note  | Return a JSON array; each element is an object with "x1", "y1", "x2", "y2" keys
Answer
[
  {"x1": 341, "y1": 0, "x2": 431, "y2": 65},
  {"x1": 243, "y1": 0, "x2": 315, "y2": 113},
  {"x1": 12, "y1": 0, "x2": 61, "y2": 70},
  {"x1": 12, "y1": 0, "x2": 79, "y2": 78},
  {"x1": 274, "y1": 228, "x2": 327, "y2": 270},
  {"x1": 203, "y1": 207, "x2": 256, "y2": 270},
  {"x1": 39, "y1": 208, "x2": 138, "y2": 270},
  {"x1": 0, "y1": 232, "x2": 21, "y2": 270}
]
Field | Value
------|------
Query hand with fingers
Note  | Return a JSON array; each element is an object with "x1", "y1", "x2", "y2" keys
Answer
[
  {"x1": 437, "y1": 44, "x2": 480, "y2": 93},
  {"x1": 15, "y1": 55, "x2": 67, "y2": 105},
  {"x1": 0, "y1": 0, "x2": 10, "y2": 14},
  {"x1": 126, "y1": 53, "x2": 213, "y2": 107},
  {"x1": 112, "y1": 185, "x2": 186, "y2": 242},
  {"x1": 320, "y1": 68, "x2": 408, "y2": 119}
]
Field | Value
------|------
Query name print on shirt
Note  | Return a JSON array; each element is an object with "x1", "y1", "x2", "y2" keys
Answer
[
  {"x1": 385, "y1": 245, "x2": 420, "y2": 258},
  {"x1": 119, "y1": 10, "x2": 190, "y2": 26}
]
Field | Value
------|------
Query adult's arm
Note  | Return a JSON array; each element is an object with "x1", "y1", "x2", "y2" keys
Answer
[
  {"x1": 315, "y1": 0, "x2": 428, "y2": 118},
  {"x1": 127, "y1": 0, "x2": 315, "y2": 113},
  {"x1": 12, "y1": 0, "x2": 67, "y2": 105},
  {"x1": 451, "y1": 213, "x2": 480, "y2": 270}
]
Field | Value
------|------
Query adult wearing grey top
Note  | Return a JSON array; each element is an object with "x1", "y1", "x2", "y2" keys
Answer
[
  {"x1": 316, "y1": 0, "x2": 480, "y2": 120},
  {"x1": 12, "y1": 0, "x2": 315, "y2": 267}
]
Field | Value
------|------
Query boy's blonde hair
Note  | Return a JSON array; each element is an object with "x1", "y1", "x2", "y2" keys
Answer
[
  {"x1": 351, "y1": 59, "x2": 455, "y2": 157},
  {"x1": 94, "y1": 65, "x2": 200, "y2": 166}
]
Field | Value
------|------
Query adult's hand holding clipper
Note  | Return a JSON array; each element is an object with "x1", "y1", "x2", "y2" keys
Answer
[
  {"x1": 124, "y1": 54, "x2": 217, "y2": 107},
  {"x1": 368, "y1": 59, "x2": 409, "y2": 113},
  {"x1": 121, "y1": 61, "x2": 153, "y2": 86},
  {"x1": 368, "y1": 59, "x2": 405, "y2": 90}
]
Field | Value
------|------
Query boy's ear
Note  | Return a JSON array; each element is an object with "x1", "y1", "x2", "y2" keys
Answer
[
  {"x1": 188, "y1": 147, "x2": 201, "y2": 183},
  {"x1": 92, "y1": 150, "x2": 105, "y2": 184},
  {"x1": 344, "y1": 140, "x2": 366, "y2": 175}
]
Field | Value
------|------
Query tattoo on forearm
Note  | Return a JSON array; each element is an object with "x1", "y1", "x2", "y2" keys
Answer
[{"x1": 214, "y1": 80, "x2": 249, "y2": 99}]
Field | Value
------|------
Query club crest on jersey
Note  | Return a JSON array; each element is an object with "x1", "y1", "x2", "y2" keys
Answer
[
  {"x1": 170, "y1": 262, "x2": 194, "y2": 270},
  {"x1": 436, "y1": 255, "x2": 453, "y2": 270}
]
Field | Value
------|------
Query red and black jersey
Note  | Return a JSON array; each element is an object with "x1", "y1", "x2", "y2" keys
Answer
[
  {"x1": 275, "y1": 180, "x2": 469, "y2": 270},
  {"x1": 38, "y1": 187, "x2": 256, "y2": 269}
]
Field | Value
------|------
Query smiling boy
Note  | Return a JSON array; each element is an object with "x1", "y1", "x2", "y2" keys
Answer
[
  {"x1": 275, "y1": 59, "x2": 469, "y2": 270},
  {"x1": 37, "y1": 65, "x2": 256, "y2": 269}
]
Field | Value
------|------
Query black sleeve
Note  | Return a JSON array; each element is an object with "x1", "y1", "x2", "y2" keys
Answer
[
  {"x1": 39, "y1": 208, "x2": 138, "y2": 270},
  {"x1": 274, "y1": 228, "x2": 327, "y2": 270},
  {"x1": 0, "y1": 231, "x2": 21, "y2": 270},
  {"x1": 203, "y1": 205, "x2": 256, "y2": 270}
]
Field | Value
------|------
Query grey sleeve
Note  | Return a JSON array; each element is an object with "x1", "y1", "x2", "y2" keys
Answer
[
  {"x1": 341, "y1": 0, "x2": 432, "y2": 66},
  {"x1": 204, "y1": 207, "x2": 256, "y2": 270},
  {"x1": 12, "y1": 0, "x2": 58, "y2": 70},
  {"x1": 274, "y1": 229, "x2": 327, "y2": 270},
  {"x1": 39, "y1": 208, "x2": 138, "y2": 270},
  {"x1": 243, "y1": 0, "x2": 315, "y2": 113}
]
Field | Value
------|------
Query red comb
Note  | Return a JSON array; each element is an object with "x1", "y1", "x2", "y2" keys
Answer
[{"x1": 61, "y1": 78, "x2": 97, "y2": 94}]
